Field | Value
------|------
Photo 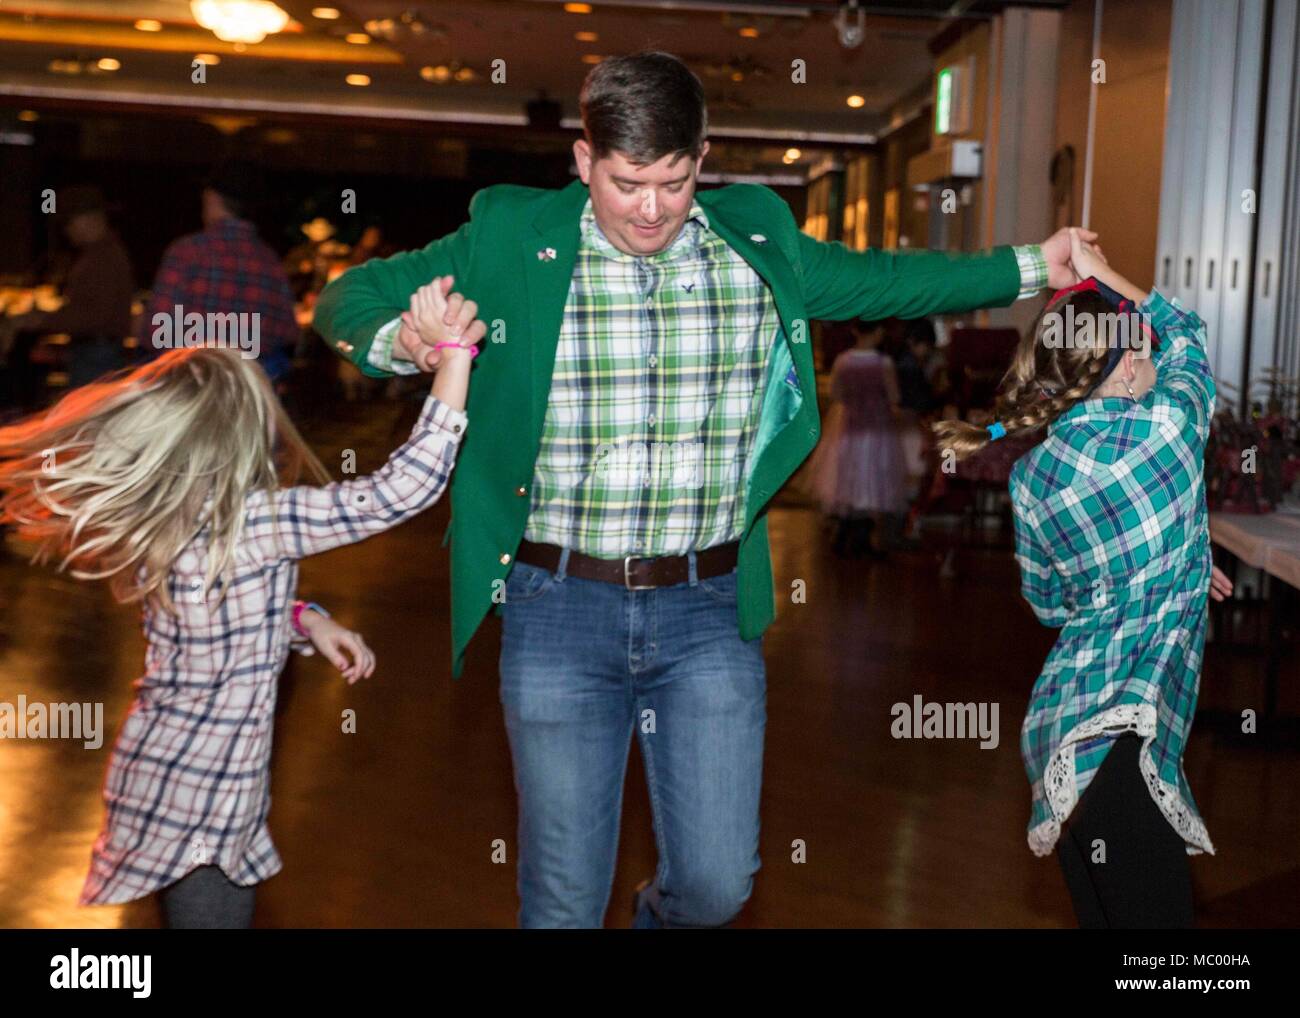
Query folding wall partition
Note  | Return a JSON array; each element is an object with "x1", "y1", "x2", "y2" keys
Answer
[{"x1": 1156, "y1": 0, "x2": 1300, "y2": 414}]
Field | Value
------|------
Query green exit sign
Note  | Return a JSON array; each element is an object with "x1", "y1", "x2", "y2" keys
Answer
[{"x1": 936, "y1": 66, "x2": 954, "y2": 134}]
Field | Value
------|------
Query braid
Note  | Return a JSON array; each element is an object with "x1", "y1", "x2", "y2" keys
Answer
[{"x1": 931, "y1": 291, "x2": 1116, "y2": 463}]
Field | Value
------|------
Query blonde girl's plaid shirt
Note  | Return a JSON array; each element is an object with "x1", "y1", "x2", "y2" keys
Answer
[
  {"x1": 1009, "y1": 289, "x2": 1216, "y2": 858},
  {"x1": 79, "y1": 394, "x2": 466, "y2": 906},
  {"x1": 364, "y1": 196, "x2": 1048, "y2": 558}
]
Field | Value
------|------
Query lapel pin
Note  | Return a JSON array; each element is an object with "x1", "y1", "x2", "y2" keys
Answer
[
  {"x1": 537, "y1": 247, "x2": 557, "y2": 261},
  {"x1": 750, "y1": 233, "x2": 767, "y2": 244}
]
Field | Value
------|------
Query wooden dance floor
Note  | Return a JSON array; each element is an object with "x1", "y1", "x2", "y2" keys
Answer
[{"x1": 1, "y1": 389, "x2": 1297, "y2": 928}]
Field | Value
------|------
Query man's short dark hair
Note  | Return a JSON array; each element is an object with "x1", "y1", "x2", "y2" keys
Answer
[
  {"x1": 204, "y1": 160, "x2": 263, "y2": 219},
  {"x1": 579, "y1": 51, "x2": 707, "y2": 166}
]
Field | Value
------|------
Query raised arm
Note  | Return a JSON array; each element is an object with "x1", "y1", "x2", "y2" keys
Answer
[
  {"x1": 795, "y1": 225, "x2": 1094, "y2": 323},
  {"x1": 1141, "y1": 289, "x2": 1215, "y2": 438},
  {"x1": 242, "y1": 392, "x2": 467, "y2": 563}
]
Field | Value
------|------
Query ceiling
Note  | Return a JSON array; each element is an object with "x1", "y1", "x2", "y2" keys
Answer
[{"x1": 0, "y1": 1, "x2": 1068, "y2": 179}]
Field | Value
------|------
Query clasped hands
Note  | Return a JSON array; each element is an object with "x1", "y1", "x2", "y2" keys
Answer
[{"x1": 394, "y1": 275, "x2": 488, "y2": 371}]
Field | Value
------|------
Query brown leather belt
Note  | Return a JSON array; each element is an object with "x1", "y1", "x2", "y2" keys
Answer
[{"x1": 514, "y1": 538, "x2": 739, "y2": 590}]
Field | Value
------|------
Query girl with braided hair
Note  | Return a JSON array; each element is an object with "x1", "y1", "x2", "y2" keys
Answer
[{"x1": 934, "y1": 230, "x2": 1233, "y2": 928}]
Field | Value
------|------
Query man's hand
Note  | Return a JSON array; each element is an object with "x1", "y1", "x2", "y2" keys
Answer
[{"x1": 1040, "y1": 226, "x2": 1099, "y2": 289}]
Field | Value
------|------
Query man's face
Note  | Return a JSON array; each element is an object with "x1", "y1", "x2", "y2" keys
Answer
[{"x1": 574, "y1": 139, "x2": 709, "y2": 256}]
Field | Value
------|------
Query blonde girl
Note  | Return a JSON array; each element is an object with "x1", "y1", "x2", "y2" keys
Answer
[{"x1": 0, "y1": 277, "x2": 482, "y2": 928}]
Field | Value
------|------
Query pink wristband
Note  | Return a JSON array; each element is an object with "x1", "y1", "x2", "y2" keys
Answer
[{"x1": 434, "y1": 341, "x2": 479, "y2": 359}]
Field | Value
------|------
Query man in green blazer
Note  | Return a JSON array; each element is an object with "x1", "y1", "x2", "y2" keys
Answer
[{"x1": 315, "y1": 51, "x2": 1088, "y2": 929}]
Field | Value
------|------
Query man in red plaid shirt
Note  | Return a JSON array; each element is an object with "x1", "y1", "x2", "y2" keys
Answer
[{"x1": 141, "y1": 162, "x2": 299, "y2": 381}]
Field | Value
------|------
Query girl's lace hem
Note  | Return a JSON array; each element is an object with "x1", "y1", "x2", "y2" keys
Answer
[{"x1": 1027, "y1": 703, "x2": 1215, "y2": 858}]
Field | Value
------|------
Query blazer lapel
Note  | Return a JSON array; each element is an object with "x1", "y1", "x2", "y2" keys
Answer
[
  {"x1": 522, "y1": 178, "x2": 587, "y2": 439},
  {"x1": 697, "y1": 190, "x2": 813, "y2": 391}
]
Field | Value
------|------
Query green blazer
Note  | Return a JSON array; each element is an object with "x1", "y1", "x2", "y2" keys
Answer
[{"x1": 314, "y1": 177, "x2": 1023, "y2": 678}]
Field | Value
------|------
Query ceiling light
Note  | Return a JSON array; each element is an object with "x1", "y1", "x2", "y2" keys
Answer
[
  {"x1": 97, "y1": 58, "x2": 121, "y2": 71},
  {"x1": 345, "y1": 73, "x2": 371, "y2": 86},
  {"x1": 18, "y1": 110, "x2": 39, "y2": 122},
  {"x1": 190, "y1": 1, "x2": 289, "y2": 44},
  {"x1": 846, "y1": 94, "x2": 865, "y2": 108},
  {"x1": 310, "y1": 6, "x2": 340, "y2": 18},
  {"x1": 739, "y1": 27, "x2": 758, "y2": 38},
  {"x1": 134, "y1": 19, "x2": 163, "y2": 32},
  {"x1": 575, "y1": 31, "x2": 597, "y2": 42},
  {"x1": 581, "y1": 54, "x2": 603, "y2": 64},
  {"x1": 420, "y1": 65, "x2": 450, "y2": 82},
  {"x1": 784, "y1": 147, "x2": 801, "y2": 162},
  {"x1": 345, "y1": 33, "x2": 371, "y2": 44},
  {"x1": 564, "y1": 3, "x2": 592, "y2": 12},
  {"x1": 194, "y1": 53, "x2": 222, "y2": 65}
]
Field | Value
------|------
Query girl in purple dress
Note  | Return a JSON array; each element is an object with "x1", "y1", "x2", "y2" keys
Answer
[{"x1": 811, "y1": 320, "x2": 908, "y2": 558}]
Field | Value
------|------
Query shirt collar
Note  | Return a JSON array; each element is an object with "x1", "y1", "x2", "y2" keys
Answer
[
  {"x1": 1048, "y1": 395, "x2": 1140, "y2": 436},
  {"x1": 579, "y1": 195, "x2": 710, "y2": 262}
]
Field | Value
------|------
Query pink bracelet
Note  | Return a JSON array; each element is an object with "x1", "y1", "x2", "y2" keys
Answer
[
  {"x1": 434, "y1": 341, "x2": 479, "y2": 359},
  {"x1": 292, "y1": 600, "x2": 329, "y2": 638}
]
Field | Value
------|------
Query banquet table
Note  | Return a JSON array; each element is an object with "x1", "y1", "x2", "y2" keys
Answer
[{"x1": 1209, "y1": 508, "x2": 1300, "y2": 718}]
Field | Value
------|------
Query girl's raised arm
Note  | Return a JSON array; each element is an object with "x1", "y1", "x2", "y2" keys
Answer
[{"x1": 241, "y1": 393, "x2": 467, "y2": 563}]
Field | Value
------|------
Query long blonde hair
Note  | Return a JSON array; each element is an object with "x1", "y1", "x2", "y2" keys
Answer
[
  {"x1": 0, "y1": 348, "x2": 330, "y2": 612},
  {"x1": 932, "y1": 290, "x2": 1119, "y2": 461}
]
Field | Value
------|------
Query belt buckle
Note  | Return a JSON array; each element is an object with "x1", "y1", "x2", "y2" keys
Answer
[{"x1": 623, "y1": 555, "x2": 656, "y2": 591}]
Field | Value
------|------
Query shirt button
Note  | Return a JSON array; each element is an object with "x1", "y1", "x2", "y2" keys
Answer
[
  {"x1": 500, "y1": 553, "x2": 511, "y2": 565},
  {"x1": 516, "y1": 485, "x2": 527, "y2": 496},
  {"x1": 648, "y1": 414, "x2": 656, "y2": 428},
  {"x1": 452, "y1": 423, "x2": 461, "y2": 433},
  {"x1": 649, "y1": 355, "x2": 658, "y2": 367}
]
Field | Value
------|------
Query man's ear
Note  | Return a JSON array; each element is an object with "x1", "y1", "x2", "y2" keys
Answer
[{"x1": 574, "y1": 139, "x2": 592, "y2": 183}]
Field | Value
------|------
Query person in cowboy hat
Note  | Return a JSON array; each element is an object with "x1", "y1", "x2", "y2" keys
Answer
[{"x1": 6, "y1": 183, "x2": 134, "y2": 399}]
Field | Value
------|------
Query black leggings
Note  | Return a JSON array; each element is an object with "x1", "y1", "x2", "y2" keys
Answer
[
  {"x1": 1055, "y1": 733, "x2": 1194, "y2": 928},
  {"x1": 159, "y1": 865, "x2": 256, "y2": 929}
]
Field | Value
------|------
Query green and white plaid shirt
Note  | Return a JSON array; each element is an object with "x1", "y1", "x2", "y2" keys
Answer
[{"x1": 370, "y1": 198, "x2": 1048, "y2": 558}]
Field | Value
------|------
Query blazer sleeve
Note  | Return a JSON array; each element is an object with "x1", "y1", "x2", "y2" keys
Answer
[
  {"x1": 795, "y1": 232, "x2": 1023, "y2": 323},
  {"x1": 1010, "y1": 471, "x2": 1071, "y2": 627},
  {"x1": 313, "y1": 188, "x2": 487, "y2": 378}
]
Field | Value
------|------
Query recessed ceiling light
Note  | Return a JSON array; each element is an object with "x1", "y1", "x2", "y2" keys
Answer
[
  {"x1": 575, "y1": 31, "x2": 597, "y2": 42},
  {"x1": 311, "y1": 6, "x2": 340, "y2": 18},
  {"x1": 846, "y1": 94, "x2": 865, "y2": 108},
  {"x1": 564, "y1": 3, "x2": 593, "y2": 13},
  {"x1": 134, "y1": 19, "x2": 163, "y2": 32},
  {"x1": 97, "y1": 58, "x2": 121, "y2": 71},
  {"x1": 784, "y1": 147, "x2": 801, "y2": 161},
  {"x1": 739, "y1": 27, "x2": 758, "y2": 38},
  {"x1": 18, "y1": 110, "x2": 39, "y2": 122},
  {"x1": 345, "y1": 33, "x2": 371, "y2": 44},
  {"x1": 421, "y1": 65, "x2": 450, "y2": 82},
  {"x1": 581, "y1": 54, "x2": 603, "y2": 64},
  {"x1": 194, "y1": 53, "x2": 221, "y2": 65},
  {"x1": 346, "y1": 73, "x2": 371, "y2": 86}
]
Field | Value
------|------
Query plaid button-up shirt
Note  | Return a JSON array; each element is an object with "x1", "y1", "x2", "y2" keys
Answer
[
  {"x1": 142, "y1": 218, "x2": 300, "y2": 379},
  {"x1": 80, "y1": 394, "x2": 466, "y2": 906},
  {"x1": 370, "y1": 198, "x2": 1047, "y2": 559},
  {"x1": 519, "y1": 197, "x2": 778, "y2": 557},
  {"x1": 1010, "y1": 289, "x2": 1216, "y2": 858}
]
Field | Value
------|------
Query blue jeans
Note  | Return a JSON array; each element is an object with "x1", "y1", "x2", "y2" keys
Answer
[{"x1": 498, "y1": 548, "x2": 766, "y2": 929}]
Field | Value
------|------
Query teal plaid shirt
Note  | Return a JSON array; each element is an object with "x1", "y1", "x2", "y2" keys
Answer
[
  {"x1": 1010, "y1": 289, "x2": 1216, "y2": 858},
  {"x1": 370, "y1": 199, "x2": 1048, "y2": 558}
]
